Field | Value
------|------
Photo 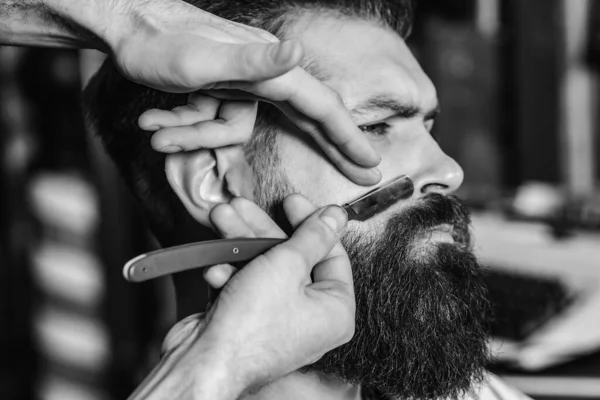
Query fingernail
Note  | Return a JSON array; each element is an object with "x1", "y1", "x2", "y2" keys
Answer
[
  {"x1": 319, "y1": 205, "x2": 348, "y2": 233},
  {"x1": 159, "y1": 145, "x2": 183, "y2": 153}
]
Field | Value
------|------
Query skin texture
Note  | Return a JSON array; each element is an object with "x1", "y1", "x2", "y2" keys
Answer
[
  {"x1": 0, "y1": 0, "x2": 382, "y2": 185},
  {"x1": 276, "y1": 15, "x2": 463, "y2": 211},
  {"x1": 146, "y1": 14, "x2": 488, "y2": 400},
  {"x1": 143, "y1": 14, "x2": 462, "y2": 214},
  {"x1": 129, "y1": 196, "x2": 357, "y2": 400},
  {"x1": 239, "y1": 17, "x2": 488, "y2": 400}
]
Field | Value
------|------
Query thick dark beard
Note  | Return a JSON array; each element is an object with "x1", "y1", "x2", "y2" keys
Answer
[{"x1": 305, "y1": 193, "x2": 492, "y2": 400}]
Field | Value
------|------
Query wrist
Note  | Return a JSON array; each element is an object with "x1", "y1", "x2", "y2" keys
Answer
[
  {"x1": 42, "y1": 0, "x2": 130, "y2": 51},
  {"x1": 130, "y1": 317, "x2": 245, "y2": 400},
  {"x1": 188, "y1": 334, "x2": 247, "y2": 400}
]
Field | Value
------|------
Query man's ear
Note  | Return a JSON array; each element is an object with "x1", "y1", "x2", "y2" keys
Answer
[{"x1": 165, "y1": 145, "x2": 255, "y2": 227}]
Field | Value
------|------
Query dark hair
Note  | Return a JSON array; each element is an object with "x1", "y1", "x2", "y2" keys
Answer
[{"x1": 83, "y1": 0, "x2": 415, "y2": 246}]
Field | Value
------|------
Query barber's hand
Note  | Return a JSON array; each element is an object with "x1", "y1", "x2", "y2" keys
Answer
[
  {"x1": 129, "y1": 195, "x2": 355, "y2": 400},
  {"x1": 119, "y1": 0, "x2": 381, "y2": 185},
  {"x1": 206, "y1": 195, "x2": 355, "y2": 385},
  {"x1": 6, "y1": 0, "x2": 380, "y2": 184}
]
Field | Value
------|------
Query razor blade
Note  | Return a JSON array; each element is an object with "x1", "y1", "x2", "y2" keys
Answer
[
  {"x1": 124, "y1": 175, "x2": 413, "y2": 282},
  {"x1": 342, "y1": 175, "x2": 414, "y2": 221}
]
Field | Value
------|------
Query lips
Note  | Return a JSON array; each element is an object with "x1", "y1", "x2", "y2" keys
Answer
[
  {"x1": 422, "y1": 224, "x2": 455, "y2": 244},
  {"x1": 407, "y1": 225, "x2": 457, "y2": 261}
]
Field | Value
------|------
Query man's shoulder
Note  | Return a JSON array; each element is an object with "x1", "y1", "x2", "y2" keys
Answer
[
  {"x1": 361, "y1": 373, "x2": 532, "y2": 400},
  {"x1": 463, "y1": 373, "x2": 532, "y2": 400}
]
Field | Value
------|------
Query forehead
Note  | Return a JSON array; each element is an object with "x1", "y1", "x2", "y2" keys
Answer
[
  {"x1": 285, "y1": 13, "x2": 436, "y2": 113},
  {"x1": 286, "y1": 12, "x2": 437, "y2": 108}
]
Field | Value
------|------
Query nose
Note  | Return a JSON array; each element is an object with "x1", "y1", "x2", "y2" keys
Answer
[{"x1": 411, "y1": 137, "x2": 464, "y2": 197}]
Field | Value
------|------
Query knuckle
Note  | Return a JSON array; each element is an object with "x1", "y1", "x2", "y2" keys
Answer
[
  {"x1": 171, "y1": 52, "x2": 198, "y2": 86},
  {"x1": 171, "y1": 105, "x2": 186, "y2": 113},
  {"x1": 276, "y1": 244, "x2": 310, "y2": 270},
  {"x1": 298, "y1": 121, "x2": 320, "y2": 141},
  {"x1": 307, "y1": 218, "x2": 334, "y2": 242},
  {"x1": 238, "y1": 47, "x2": 258, "y2": 73},
  {"x1": 171, "y1": 105, "x2": 191, "y2": 117},
  {"x1": 254, "y1": 252, "x2": 282, "y2": 271}
]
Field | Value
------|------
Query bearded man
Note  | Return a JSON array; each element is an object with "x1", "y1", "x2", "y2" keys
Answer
[{"x1": 84, "y1": 0, "x2": 530, "y2": 399}]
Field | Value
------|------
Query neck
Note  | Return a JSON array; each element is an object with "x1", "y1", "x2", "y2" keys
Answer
[{"x1": 172, "y1": 272, "x2": 363, "y2": 400}]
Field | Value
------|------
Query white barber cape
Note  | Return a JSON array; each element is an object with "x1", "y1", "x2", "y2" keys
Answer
[
  {"x1": 463, "y1": 373, "x2": 532, "y2": 400},
  {"x1": 163, "y1": 315, "x2": 532, "y2": 400},
  {"x1": 361, "y1": 373, "x2": 531, "y2": 400}
]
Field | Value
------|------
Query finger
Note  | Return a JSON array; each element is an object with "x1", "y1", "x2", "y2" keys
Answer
[
  {"x1": 203, "y1": 264, "x2": 238, "y2": 289},
  {"x1": 201, "y1": 89, "x2": 263, "y2": 101},
  {"x1": 140, "y1": 94, "x2": 219, "y2": 131},
  {"x1": 201, "y1": 91, "x2": 381, "y2": 186},
  {"x1": 151, "y1": 118, "x2": 250, "y2": 151},
  {"x1": 270, "y1": 195, "x2": 348, "y2": 275},
  {"x1": 204, "y1": 86, "x2": 382, "y2": 186},
  {"x1": 152, "y1": 100, "x2": 257, "y2": 151},
  {"x1": 278, "y1": 103, "x2": 383, "y2": 185},
  {"x1": 210, "y1": 203, "x2": 256, "y2": 239},
  {"x1": 200, "y1": 40, "x2": 304, "y2": 84},
  {"x1": 310, "y1": 247, "x2": 353, "y2": 285},
  {"x1": 217, "y1": 100, "x2": 258, "y2": 126},
  {"x1": 284, "y1": 202, "x2": 353, "y2": 286},
  {"x1": 229, "y1": 197, "x2": 287, "y2": 239},
  {"x1": 234, "y1": 67, "x2": 381, "y2": 169},
  {"x1": 152, "y1": 122, "x2": 247, "y2": 152},
  {"x1": 282, "y1": 193, "x2": 320, "y2": 229},
  {"x1": 281, "y1": 197, "x2": 352, "y2": 284}
]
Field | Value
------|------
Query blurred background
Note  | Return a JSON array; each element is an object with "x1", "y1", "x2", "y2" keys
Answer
[{"x1": 1, "y1": 0, "x2": 599, "y2": 399}]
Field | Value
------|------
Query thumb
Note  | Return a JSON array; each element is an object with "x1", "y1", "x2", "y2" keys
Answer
[
  {"x1": 218, "y1": 40, "x2": 304, "y2": 83},
  {"x1": 272, "y1": 200, "x2": 348, "y2": 276}
]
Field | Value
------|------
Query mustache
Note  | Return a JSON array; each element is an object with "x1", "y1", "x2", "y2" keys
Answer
[{"x1": 380, "y1": 192, "x2": 472, "y2": 248}]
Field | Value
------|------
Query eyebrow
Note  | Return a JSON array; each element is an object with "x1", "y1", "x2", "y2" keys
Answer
[{"x1": 349, "y1": 95, "x2": 441, "y2": 121}]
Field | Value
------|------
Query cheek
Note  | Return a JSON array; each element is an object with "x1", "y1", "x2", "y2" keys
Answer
[
  {"x1": 277, "y1": 128, "x2": 427, "y2": 210},
  {"x1": 278, "y1": 132, "x2": 363, "y2": 207},
  {"x1": 377, "y1": 141, "x2": 417, "y2": 180}
]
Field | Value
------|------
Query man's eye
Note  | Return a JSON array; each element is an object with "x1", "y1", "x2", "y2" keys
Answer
[
  {"x1": 425, "y1": 119, "x2": 435, "y2": 132},
  {"x1": 359, "y1": 123, "x2": 390, "y2": 136}
]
